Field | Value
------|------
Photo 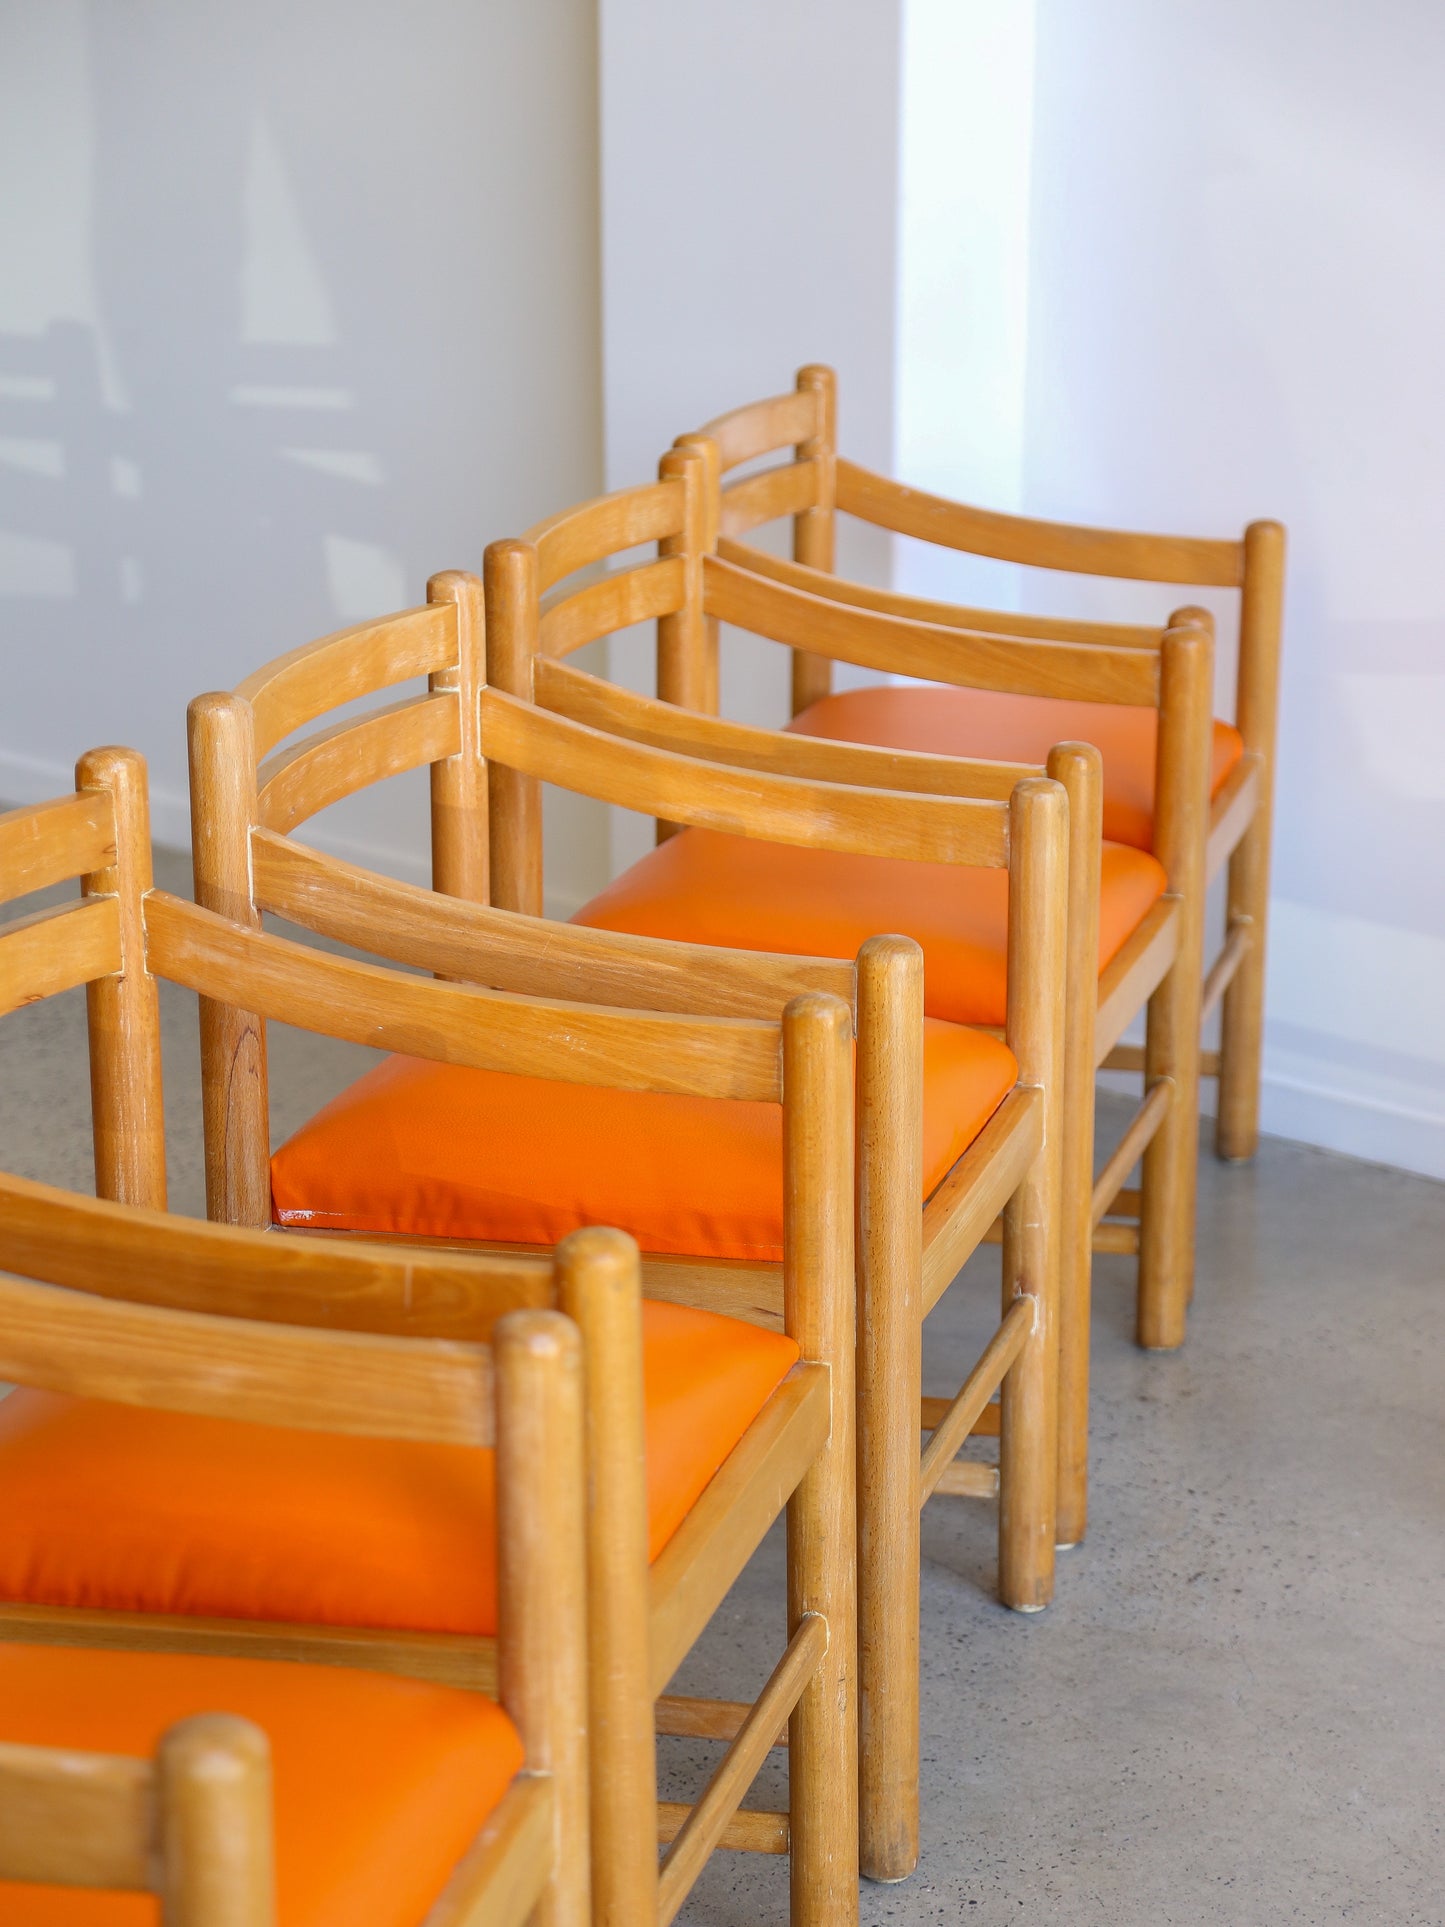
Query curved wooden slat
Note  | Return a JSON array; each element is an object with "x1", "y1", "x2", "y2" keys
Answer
[
  {"x1": 146, "y1": 890, "x2": 783, "y2": 1103},
  {"x1": 0, "y1": 790, "x2": 116, "y2": 905},
  {"x1": 251, "y1": 828, "x2": 856, "y2": 1019},
  {"x1": 836, "y1": 458, "x2": 1244, "y2": 587},
  {"x1": 256, "y1": 692, "x2": 459, "y2": 833},
  {"x1": 237, "y1": 604, "x2": 457, "y2": 758},
  {"x1": 0, "y1": 1168, "x2": 550, "y2": 1339},
  {"x1": 525, "y1": 480, "x2": 686, "y2": 593},
  {"x1": 690, "y1": 389, "x2": 820, "y2": 471},
  {"x1": 539, "y1": 557, "x2": 687, "y2": 658},
  {"x1": 480, "y1": 688, "x2": 1011, "y2": 868},
  {"x1": 703, "y1": 555, "x2": 1162, "y2": 706},
  {"x1": 0, "y1": 1271, "x2": 494, "y2": 1447},
  {"x1": 714, "y1": 536, "x2": 1162, "y2": 648},
  {"x1": 717, "y1": 460, "x2": 822, "y2": 538},
  {"x1": 535, "y1": 657, "x2": 1031, "y2": 799},
  {"x1": 0, "y1": 896, "x2": 121, "y2": 1018}
]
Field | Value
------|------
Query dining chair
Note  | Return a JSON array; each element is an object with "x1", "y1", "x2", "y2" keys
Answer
[
  {"x1": 677, "y1": 363, "x2": 1283, "y2": 1166},
  {"x1": 184, "y1": 576, "x2": 1067, "y2": 1885},
  {"x1": 0, "y1": 755, "x2": 858, "y2": 1925}
]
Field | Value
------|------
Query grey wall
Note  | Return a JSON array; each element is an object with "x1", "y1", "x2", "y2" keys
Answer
[{"x1": 0, "y1": 0, "x2": 608, "y2": 909}]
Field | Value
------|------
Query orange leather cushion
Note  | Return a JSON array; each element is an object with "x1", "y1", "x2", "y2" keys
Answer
[
  {"x1": 0, "y1": 1642, "x2": 522, "y2": 1927},
  {"x1": 269, "y1": 1018, "x2": 1016, "y2": 1259},
  {"x1": 575, "y1": 827, "x2": 1166, "y2": 1030},
  {"x1": 0, "y1": 1300, "x2": 797, "y2": 1638},
  {"x1": 789, "y1": 685, "x2": 1244, "y2": 853}
]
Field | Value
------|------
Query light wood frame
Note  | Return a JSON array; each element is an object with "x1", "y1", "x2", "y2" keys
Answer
[
  {"x1": 517, "y1": 454, "x2": 1213, "y2": 1544},
  {"x1": 183, "y1": 578, "x2": 1068, "y2": 1888},
  {"x1": 0, "y1": 1202, "x2": 592, "y2": 1927},
  {"x1": 6, "y1": 756, "x2": 860, "y2": 1924},
  {"x1": 679, "y1": 366, "x2": 1284, "y2": 1169}
]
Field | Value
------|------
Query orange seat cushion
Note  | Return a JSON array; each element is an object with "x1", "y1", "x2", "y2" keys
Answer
[
  {"x1": 0, "y1": 1300, "x2": 797, "y2": 1638},
  {"x1": 0, "y1": 1642, "x2": 522, "y2": 1927},
  {"x1": 575, "y1": 827, "x2": 1166, "y2": 1030},
  {"x1": 789, "y1": 684, "x2": 1244, "y2": 853},
  {"x1": 269, "y1": 1018, "x2": 1016, "y2": 1259}
]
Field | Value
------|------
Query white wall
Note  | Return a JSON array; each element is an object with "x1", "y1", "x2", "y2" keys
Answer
[
  {"x1": 0, "y1": 0, "x2": 608, "y2": 913},
  {"x1": 598, "y1": 0, "x2": 903, "y2": 870},
  {"x1": 894, "y1": 0, "x2": 1035, "y2": 614},
  {"x1": 1017, "y1": 0, "x2": 1445, "y2": 1177}
]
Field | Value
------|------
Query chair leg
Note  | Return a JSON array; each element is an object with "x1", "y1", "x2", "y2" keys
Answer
[
  {"x1": 787, "y1": 1431, "x2": 860, "y2": 1924},
  {"x1": 998, "y1": 1199, "x2": 1059, "y2": 1612},
  {"x1": 1137, "y1": 955, "x2": 1203, "y2": 1350},
  {"x1": 854, "y1": 937, "x2": 921, "y2": 1884},
  {"x1": 1053, "y1": 1061, "x2": 1095, "y2": 1550},
  {"x1": 1215, "y1": 817, "x2": 1269, "y2": 1162}
]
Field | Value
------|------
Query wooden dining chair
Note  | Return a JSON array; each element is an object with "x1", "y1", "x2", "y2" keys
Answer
[
  {"x1": 183, "y1": 580, "x2": 1066, "y2": 1886},
  {"x1": 0, "y1": 755, "x2": 859, "y2": 1924},
  {"x1": 0, "y1": 1200, "x2": 591, "y2": 1927},
  {"x1": 676, "y1": 363, "x2": 1284, "y2": 1168},
  {"x1": 493, "y1": 453, "x2": 1212, "y2": 1538}
]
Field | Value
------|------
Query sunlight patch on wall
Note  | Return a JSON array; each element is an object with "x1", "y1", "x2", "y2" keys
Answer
[{"x1": 240, "y1": 114, "x2": 338, "y2": 347}]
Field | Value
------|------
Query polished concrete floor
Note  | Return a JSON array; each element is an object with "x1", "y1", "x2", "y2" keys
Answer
[{"x1": 3, "y1": 846, "x2": 1443, "y2": 1923}]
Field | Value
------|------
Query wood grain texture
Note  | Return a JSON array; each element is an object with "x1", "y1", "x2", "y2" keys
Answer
[
  {"x1": 480, "y1": 685, "x2": 1010, "y2": 867},
  {"x1": 540, "y1": 557, "x2": 687, "y2": 659},
  {"x1": 688, "y1": 386, "x2": 819, "y2": 472},
  {"x1": 188, "y1": 692, "x2": 271, "y2": 1227},
  {"x1": 536, "y1": 656, "x2": 1030, "y2": 799},
  {"x1": 236, "y1": 603, "x2": 455, "y2": 759},
  {"x1": 0, "y1": 1168, "x2": 551, "y2": 1340},
  {"x1": 255, "y1": 692, "x2": 459, "y2": 834},
  {"x1": 0, "y1": 896, "x2": 120, "y2": 1018},
  {"x1": 1218, "y1": 521, "x2": 1286, "y2": 1160},
  {"x1": 525, "y1": 479, "x2": 686, "y2": 593},
  {"x1": 147, "y1": 889, "x2": 784, "y2": 1103},
  {"x1": 252, "y1": 827, "x2": 856, "y2": 1018},
  {"x1": 0, "y1": 788, "x2": 116, "y2": 905},
  {"x1": 0, "y1": 1268, "x2": 495, "y2": 1447},
  {"x1": 703, "y1": 554, "x2": 1162, "y2": 705},
  {"x1": 835, "y1": 457, "x2": 1244, "y2": 586},
  {"x1": 0, "y1": 1740, "x2": 153, "y2": 1890},
  {"x1": 713, "y1": 536, "x2": 1160, "y2": 648}
]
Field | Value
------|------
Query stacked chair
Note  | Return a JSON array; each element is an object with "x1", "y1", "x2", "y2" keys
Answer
[
  {"x1": 0, "y1": 752, "x2": 856, "y2": 1922},
  {"x1": 0, "y1": 361, "x2": 1282, "y2": 1918}
]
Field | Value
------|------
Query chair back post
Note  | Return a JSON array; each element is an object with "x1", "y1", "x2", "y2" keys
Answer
[
  {"x1": 482, "y1": 540, "x2": 546, "y2": 916},
  {"x1": 779, "y1": 989, "x2": 859, "y2": 1920},
  {"x1": 495, "y1": 1305, "x2": 591, "y2": 1927},
  {"x1": 1000, "y1": 775, "x2": 1068, "y2": 1607},
  {"x1": 426, "y1": 570, "x2": 489, "y2": 904},
  {"x1": 555, "y1": 1226, "x2": 656, "y2": 1923},
  {"x1": 657, "y1": 440, "x2": 719, "y2": 717},
  {"x1": 156, "y1": 1713, "x2": 275, "y2": 1927},
  {"x1": 74, "y1": 747, "x2": 167, "y2": 1210},
  {"x1": 1042, "y1": 741, "x2": 1102, "y2": 1548},
  {"x1": 790, "y1": 364, "x2": 838, "y2": 715},
  {"x1": 188, "y1": 693, "x2": 272, "y2": 1227},
  {"x1": 1137, "y1": 616, "x2": 1215, "y2": 1346},
  {"x1": 852, "y1": 933, "x2": 923, "y2": 1879},
  {"x1": 1218, "y1": 519, "x2": 1286, "y2": 1157}
]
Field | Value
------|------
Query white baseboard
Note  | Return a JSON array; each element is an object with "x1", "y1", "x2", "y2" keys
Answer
[{"x1": 1259, "y1": 1068, "x2": 1445, "y2": 1183}]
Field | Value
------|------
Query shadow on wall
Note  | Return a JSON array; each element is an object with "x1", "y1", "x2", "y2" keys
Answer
[{"x1": 0, "y1": 1, "x2": 606, "y2": 901}]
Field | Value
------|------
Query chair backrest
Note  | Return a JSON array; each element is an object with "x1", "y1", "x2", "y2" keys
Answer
[
  {"x1": 0, "y1": 748, "x2": 166, "y2": 1207},
  {"x1": 680, "y1": 363, "x2": 1282, "y2": 761},
  {"x1": 0, "y1": 1165, "x2": 598, "y2": 1924},
  {"x1": 0, "y1": 1711, "x2": 276, "y2": 1927}
]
